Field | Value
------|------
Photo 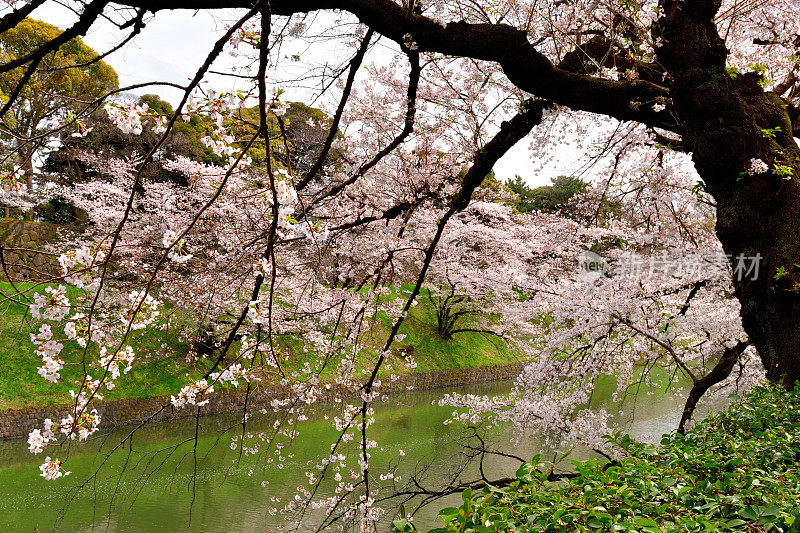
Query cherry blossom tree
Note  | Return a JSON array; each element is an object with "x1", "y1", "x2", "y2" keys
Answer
[
  {"x1": 3, "y1": 0, "x2": 800, "y2": 529},
  {"x1": 442, "y1": 138, "x2": 761, "y2": 450}
]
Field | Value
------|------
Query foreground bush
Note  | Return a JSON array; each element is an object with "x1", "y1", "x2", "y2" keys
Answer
[{"x1": 397, "y1": 385, "x2": 800, "y2": 532}]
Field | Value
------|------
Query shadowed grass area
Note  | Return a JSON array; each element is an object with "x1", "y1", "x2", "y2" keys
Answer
[{"x1": 384, "y1": 304, "x2": 515, "y2": 373}]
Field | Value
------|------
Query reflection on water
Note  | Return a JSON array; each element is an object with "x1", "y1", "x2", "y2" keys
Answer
[{"x1": 0, "y1": 379, "x2": 715, "y2": 532}]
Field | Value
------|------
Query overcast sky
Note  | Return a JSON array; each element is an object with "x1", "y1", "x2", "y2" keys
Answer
[{"x1": 31, "y1": 5, "x2": 591, "y2": 187}]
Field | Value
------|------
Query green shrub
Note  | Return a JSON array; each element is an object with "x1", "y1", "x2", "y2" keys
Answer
[{"x1": 401, "y1": 385, "x2": 800, "y2": 532}]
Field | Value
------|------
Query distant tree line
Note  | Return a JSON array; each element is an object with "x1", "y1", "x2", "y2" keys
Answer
[{"x1": 504, "y1": 174, "x2": 589, "y2": 215}]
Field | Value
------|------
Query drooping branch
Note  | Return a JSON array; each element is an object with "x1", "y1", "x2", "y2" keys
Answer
[
  {"x1": 310, "y1": 43, "x2": 421, "y2": 202},
  {"x1": 0, "y1": 0, "x2": 49, "y2": 34},
  {"x1": 0, "y1": 0, "x2": 110, "y2": 120},
  {"x1": 678, "y1": 341, "x2": 749, "y2": 433},
  {"x1": 203, "y1": 1, "x2": 277, "y2": 381},
  {"x1": 453, "y1": 98, "x2": 549, "y2": 210},
  {"x1": 0, "y1": 0, "x2": 108, "y2": 75},
  {"x1": 297, "y1": 28, "x2": 374, "y2": 189},
  {"x1": 42, "y1": 9, "x2": 147, "y2": 74},
  {"x1": 62, "y1": 4, "x2": 264, "y2": 421}
]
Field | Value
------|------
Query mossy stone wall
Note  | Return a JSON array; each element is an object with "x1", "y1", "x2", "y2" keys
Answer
[
  {"x1": 0, "y1": 219, "x2": 62, "y2": 281},
  {"x1": 0, "y1": 363, "x2": 523, "y2": 440}
]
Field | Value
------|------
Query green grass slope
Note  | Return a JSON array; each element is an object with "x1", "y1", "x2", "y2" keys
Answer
[{"x1": 0, "y1": 283, "x2": 518, "y2": 409}]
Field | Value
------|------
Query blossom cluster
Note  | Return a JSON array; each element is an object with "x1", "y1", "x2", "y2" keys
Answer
[
  {"x1": 104, "y1": 101, "x2": 167, "y2": 135},
  {"x1": 171, "y1": 379, "x2": 214, "y2": 408}
]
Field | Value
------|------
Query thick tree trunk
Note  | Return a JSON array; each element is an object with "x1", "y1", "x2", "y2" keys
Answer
[{"x1": 658, "y1": 0, "x2": 800, "y2": 388}]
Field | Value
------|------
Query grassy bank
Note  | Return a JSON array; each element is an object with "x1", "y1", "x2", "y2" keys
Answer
[
  {"x1": 0, "y1": 283, "x2": 196, "y2": 409},
  {"x1": 0, "y1": 283, "x2": 517, "y2": 410}
]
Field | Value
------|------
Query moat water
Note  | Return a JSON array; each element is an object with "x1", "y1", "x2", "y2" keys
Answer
[{"x1": 0, "y1": 378, "x2": 710, "y2": 532}]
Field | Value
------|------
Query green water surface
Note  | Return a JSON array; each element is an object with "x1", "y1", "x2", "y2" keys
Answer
[{"x1": 0, "y1": 379, "x2": 700, "y2": 532}]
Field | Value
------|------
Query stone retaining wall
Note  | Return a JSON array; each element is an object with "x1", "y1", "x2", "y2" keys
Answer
[
  {"x1": 0, "y1": 219, "x2": 62, "y2": 281},
  {"x1": 0, "y1": 363, "x2": 523, "y2": 440}
]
